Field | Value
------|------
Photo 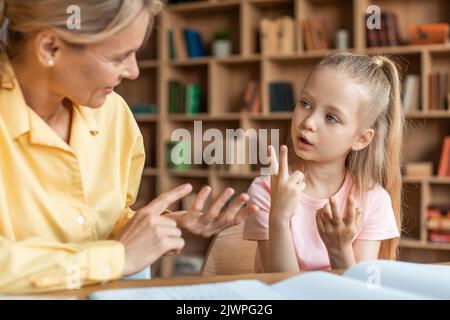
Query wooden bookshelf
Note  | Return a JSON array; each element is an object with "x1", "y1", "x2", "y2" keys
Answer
[{"x1": 116, "y1": 0, "x2": 450, "y2": 277}]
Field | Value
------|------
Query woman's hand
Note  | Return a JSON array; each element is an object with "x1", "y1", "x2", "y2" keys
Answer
[
  {"x1": 269, "y1": 145, "x2": 306, "y2": 224},
  {"x1": 315, "y1": 195, "x2": 362, "y2": 269},
  {"x1": 114, "y1": 184, "x2": 193, "y2": 276},
  {"x1": 174, "y1": 186, "x2": 260, "y2": 238}
]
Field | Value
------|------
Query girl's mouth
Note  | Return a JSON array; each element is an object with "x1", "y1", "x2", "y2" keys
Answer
[{"x1": 298, "y1": 135, "x2": 313, "y2": 146}]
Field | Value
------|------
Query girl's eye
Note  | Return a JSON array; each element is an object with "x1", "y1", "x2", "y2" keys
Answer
[
  {"x1": 326, "y1": 114, "x2": 340, "y2": 123},
  {"x1": 300, "y1": 99, "x2": 311, "y2": 109}
]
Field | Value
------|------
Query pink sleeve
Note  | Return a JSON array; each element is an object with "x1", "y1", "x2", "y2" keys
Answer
[
  {"x1": 243, "y1": 176, "x2": 271, "y2": 241},
  {"x1": 357, "y1": 186, "x2": 400, "y2": 240}
]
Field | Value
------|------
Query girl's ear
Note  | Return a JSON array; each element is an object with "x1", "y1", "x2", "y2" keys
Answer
[{"x1": 351, "y1": 128, "x2": 375, "y2": 151}]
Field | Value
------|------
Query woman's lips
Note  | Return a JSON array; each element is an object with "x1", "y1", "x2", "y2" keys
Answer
[{"x1": 103, "y1": 87, "x2": 113, "y2": 94}]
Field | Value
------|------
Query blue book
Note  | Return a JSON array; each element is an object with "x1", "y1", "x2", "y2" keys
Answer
[
  {"x1": 88, "y1": 260, "x2": 450, "y2": 300},
  {"x1": 183, "y1": 29, "x2": 205, "y2": 58}
]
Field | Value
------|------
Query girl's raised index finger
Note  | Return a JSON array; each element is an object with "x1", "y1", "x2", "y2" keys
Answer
[
  {"x1": 269, "y1": 145, "x2": 279, "y2": 175},
  {"x1": 279, "y1": 145, "x2": 289, "y2": 178}
]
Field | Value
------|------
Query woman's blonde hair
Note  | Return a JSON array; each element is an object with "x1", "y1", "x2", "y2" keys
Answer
[
  {"x1": 0, "y1": 0, "x2": 163, "y2": 81},
  {"x1": 296, "y1": 52, "x2": 405, "y2": 260}
]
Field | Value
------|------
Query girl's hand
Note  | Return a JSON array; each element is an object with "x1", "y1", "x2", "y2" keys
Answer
[
  {"x1": 315, "y1": 195, "x2": 362, "y2": 253},
  {"x1": 175, "y1": 187, "x2": 259, "y2": 238},
  {"x1": 269, "y1": 145, "x2": 306, "y2": 224}
]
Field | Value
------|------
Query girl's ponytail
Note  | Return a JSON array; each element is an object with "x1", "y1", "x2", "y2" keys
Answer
[{"x1": 375, "y1": 56, "x2": 404, "y2": 259}]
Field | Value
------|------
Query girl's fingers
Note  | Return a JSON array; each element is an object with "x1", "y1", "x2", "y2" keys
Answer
[
  {"x1": 279, "y1": 145, "x2": 289, "y2": 179},
  {"x1": 322, "y1": 203, "x2": 333, "y2": 222},
  {"x1": 329, "y1": 197, "x2": 340, "y2": 222},
  {"x1": 269, "y1": 145, "x2": 279, "y2": 176},
  {"x1": 344, "y1": 196, "x2": 356, "y2": 226},
  {"x1": 288, "y1": 170, "x2": 305, "y2": 185},
  {"x1": 315, "y1": 209, "x2": 325, "y2": 231}
]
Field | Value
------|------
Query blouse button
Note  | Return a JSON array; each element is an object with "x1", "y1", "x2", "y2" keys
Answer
[{"x1": 76, "y1": 215, "x2": 85, "y2": 225}]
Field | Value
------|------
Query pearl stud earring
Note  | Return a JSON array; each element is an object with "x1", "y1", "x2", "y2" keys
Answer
[{"x1": 48, "y1": 59, "x2": 55, "y2": 67}]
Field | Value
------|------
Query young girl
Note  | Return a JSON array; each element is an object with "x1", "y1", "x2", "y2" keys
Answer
[{"x1": 243, "y1": 53, "x2": 404, "y2": 272}]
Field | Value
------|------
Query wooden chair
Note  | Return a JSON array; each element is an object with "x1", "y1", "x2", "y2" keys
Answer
[{"x1": 200, "y1": 223, "x2": 258, "y2": 276}]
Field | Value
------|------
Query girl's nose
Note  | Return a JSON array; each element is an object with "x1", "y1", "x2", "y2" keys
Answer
[{"x1": 302, "y1": 114, "x2": 317, "y2": 132}]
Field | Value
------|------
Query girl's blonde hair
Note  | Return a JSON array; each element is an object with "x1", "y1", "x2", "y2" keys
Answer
[
  {"x1": 298, "y1": 53, "x2": 405, "y2": 260},
  {"x1": 0, "y1": 0, "x2": 163, "y2": 81}
]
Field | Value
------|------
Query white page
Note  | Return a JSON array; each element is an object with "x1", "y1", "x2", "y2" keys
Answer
[
  {"x1": 343, "y1": 260, "x2": 450, "y2": 299},
  {"x1": 89, "y1": 279, "x2": 285, "y2": 300},
  {"x1": 271, "y1": 272, "x2": 432, "y2": 300}
]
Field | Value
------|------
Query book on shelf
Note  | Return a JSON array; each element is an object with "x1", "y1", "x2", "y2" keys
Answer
[
  {"x1": 173, "y1": 28, "x2": 188, "y2": 60},
  {"x1": 167, "y1": 29, "x2": 176, "y2": 60},
  {"x1": 409, "y1": 23, "x2": 449, "y2": 45},
  {"x1": 241, "y1": 81, "x2": 260, "y2": 113},
  {"x1": 277, "y1": 16, "x2": 295, "y2": 54},
  {"x1": 260, "y1": 18, "x2": 278, "y2": 55},
  {"x1": 366, "y1": 11, "x2": 401, "y2": 48},
  {"x1": 167, "y1": 28, "x2": 205, "y2": 59},
  {"x1": 130, "y1": 104, "x2": 157, "y2": 115},
  {"x1": 183, "y1": 28, "x2": 206, "y2": 58},
  {"x1": 402, "y1": 74, "x2": 420, "y2": 112},
  {"x1": 269, "y1": 82, "x2": 295, "y2": 112},
  {"x1": 88, "y1": 260, "x2": 450, "y2": 299},
  {"x1": 429, "y1": 72, "x2": 450, "y2": 111},
  {"x1": 303, "y1": 18, "x2": 330, "y2": 51},
  {"x1": 168, "y1": 80, "x2": 201, "y2": 114},
  {"x1": 260, "y1": 16, "x2": 296, "y2": 55},
  {"x1": 429, "y1": 231, "x2": 450, "y2": 244},
  {"x1": 438, "y1": 136, "x2": 450, "y2": 177}
]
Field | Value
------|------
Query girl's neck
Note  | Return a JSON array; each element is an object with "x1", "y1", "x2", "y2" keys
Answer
[{"x1": 300, "y1": 159, "x2": 347, "y2": 200}]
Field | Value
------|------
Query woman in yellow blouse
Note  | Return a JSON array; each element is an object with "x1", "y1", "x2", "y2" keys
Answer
[{"x1": 0, "y1": 0, "x2": 259, "y2": 293}]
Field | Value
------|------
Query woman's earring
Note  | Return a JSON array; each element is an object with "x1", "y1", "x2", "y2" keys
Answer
[{"x1": 47, "y1": 59, "x2": 55, "y2": 67}]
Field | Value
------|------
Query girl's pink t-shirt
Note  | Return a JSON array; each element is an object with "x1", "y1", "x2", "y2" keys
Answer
[{"x1": 243, "y1": 174, "x2": 400, "y2": 271}]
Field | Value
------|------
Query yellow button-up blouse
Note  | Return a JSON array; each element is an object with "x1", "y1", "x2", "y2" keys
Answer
[{"x1": 0, "y1": 61, "x2": 145, "y2": 293}]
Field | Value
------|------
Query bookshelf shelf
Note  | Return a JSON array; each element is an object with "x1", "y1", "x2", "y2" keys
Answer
[
  {"x1": 138, "y1": 59, "x2": 160, "y2": 68},
  {"x1": 118, "y1": 0, "x2": 450, "y2": 276},
  {"x1": 143, "y1": 168, "x2": 159, "y2": 176},
  {"x1": 168, "y1": 169, "x2": 210, "y2": 178},
  {"x1": 400, "y1": 239, "x2": 450, "y2": 251}
]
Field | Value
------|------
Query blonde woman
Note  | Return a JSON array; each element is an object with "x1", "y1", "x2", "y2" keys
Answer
[{"x1": 0, "y1": 0, "x2": 259, "y2": 293}]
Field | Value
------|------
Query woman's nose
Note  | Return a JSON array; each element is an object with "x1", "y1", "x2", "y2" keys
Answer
[{"x1": 121, "y1": 55, "x2": 140, "y2": 80}]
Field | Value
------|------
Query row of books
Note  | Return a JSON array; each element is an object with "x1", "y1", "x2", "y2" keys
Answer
[
  {"x1": 167, "y1": 28, "x2": 205, "y2": 60},
  {"x1": 429, "y1": 72, "x2": 450, "y2": 111},
  {"x1": 269, "y1": 82, "x2": 295, "y2": 112},
  {"x1": 260, "y1": 16, "x2": 296, "y2": 55},
  {"x1": 427, "y1": 205, "x2": 450, "y2": 244},
  {"x1": 366, "y1": 12, "x2": 401, "y2": 48},
  {"x1": 302, "y1": 18, "x2": 330, "y2": 51},
  {"x1": 168, "y1": 80, "x2": 201, "y2": 114}
]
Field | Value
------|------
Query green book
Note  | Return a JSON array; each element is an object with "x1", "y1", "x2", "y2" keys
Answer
[
  {"x1": 167, "y1": 30, "x2": 176, "y2": 60},
  {"x1": 185, "y1": 83, "x2": 201, "y2": 114}
]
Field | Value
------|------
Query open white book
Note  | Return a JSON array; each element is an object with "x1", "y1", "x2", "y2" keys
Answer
[{"x1": 88, "y1": 260, "x2": 450, "y2": 300}]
